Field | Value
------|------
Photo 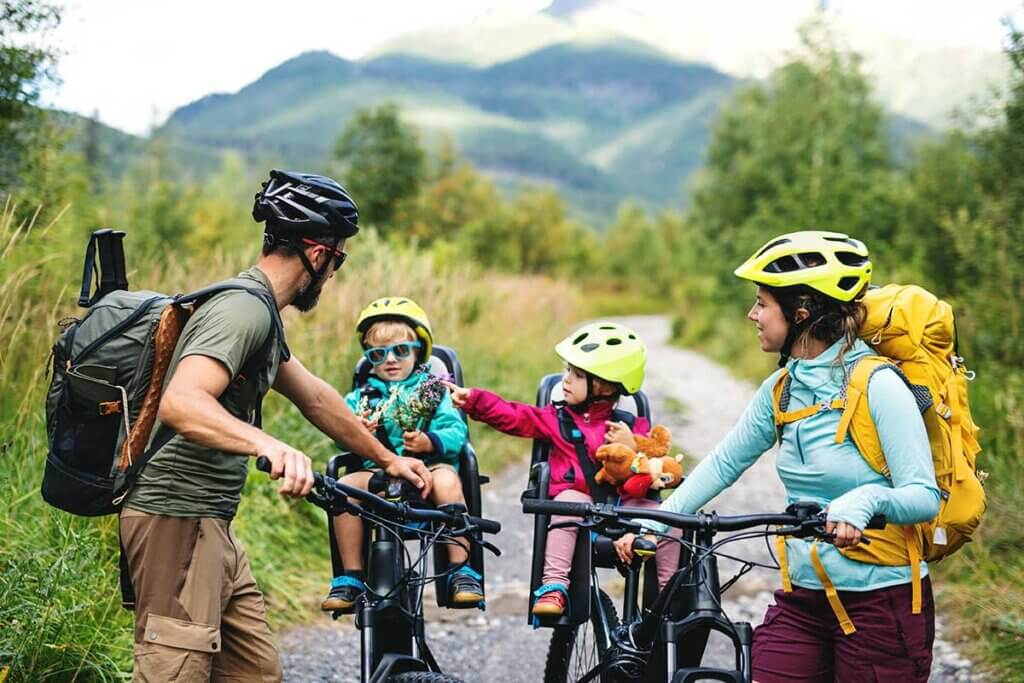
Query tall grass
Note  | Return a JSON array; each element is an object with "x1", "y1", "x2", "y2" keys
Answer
[{"x1": 0, "y1": 203, "x2": 583, "y2": 680}]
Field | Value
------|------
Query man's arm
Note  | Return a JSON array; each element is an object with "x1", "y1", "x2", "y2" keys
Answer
[
  {"x1": 158, "y1": 354, "x2": 314, "y2": 496},
  {"x1": 272, "y1": 354, "x2": 432, "y2": 496}
]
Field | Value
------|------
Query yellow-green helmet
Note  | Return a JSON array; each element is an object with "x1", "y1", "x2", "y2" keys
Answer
[
  {"x1": 734, "y1": 230, "x2": 872, "y2": 302},
  {"x1": 555, "y1": 322, "x2": 646, "y2": 394},
  {"x1": 356, "y1": 297, "x2": 433, "y2": 360}
]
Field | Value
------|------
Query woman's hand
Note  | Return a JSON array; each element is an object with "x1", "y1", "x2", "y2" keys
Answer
[
  {"x1": 825, "y1": 520, "x2": 863, "y2": 548},
  {"x1": 604, "y1": 420, "x2": 637, "y2": 450},
  {"x1": 402, "y1": 430, "x2": 433, "y2": 454},
  {"x1": 443, "y1": 381, "x2": 471, "y2": 409}
]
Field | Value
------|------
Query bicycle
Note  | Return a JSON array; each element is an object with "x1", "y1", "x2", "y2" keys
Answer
[
  {"x1": 256, "y1": 456, "x2": 502, "y2": 683},
  {"x1": 521, "y1": 496, "x2": 885, "y2": 682}
]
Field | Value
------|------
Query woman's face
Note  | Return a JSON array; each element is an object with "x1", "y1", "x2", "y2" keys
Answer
[{"x1": 747, "y1": 286, "x2": 790, "y2": 353}]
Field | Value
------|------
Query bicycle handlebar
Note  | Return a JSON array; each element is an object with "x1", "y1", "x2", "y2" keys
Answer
[
  {"x1": 255, "y1": 456, "x2": 501, "y2": 535},
  {"x1": 521, "y1": 497, "x2": 885, "y2": 535}
]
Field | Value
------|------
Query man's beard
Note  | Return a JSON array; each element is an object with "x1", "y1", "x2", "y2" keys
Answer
[{"x1": 291, "y1": 276, "x2": 326, "y2": 312}]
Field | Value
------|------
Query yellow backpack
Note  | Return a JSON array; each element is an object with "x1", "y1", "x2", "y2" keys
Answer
[{"x1": 771, "y1": 284, "x2": 986, "y2": 633}]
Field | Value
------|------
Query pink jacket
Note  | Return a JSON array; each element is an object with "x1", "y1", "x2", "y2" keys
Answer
[{"x1": 463, "y1": 388, "x2": 651, "y2": 498}]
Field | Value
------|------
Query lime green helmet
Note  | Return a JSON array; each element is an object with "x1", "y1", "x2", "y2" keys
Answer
[
  {"x1": 356, "y1": 297, "x2": 433, "y2": 361},
  {"x1": 734, "y1": 230, "x2": 872, "y2": 302},
  {"x1": 555, "y1": 322, "x2": 646, "y2": 395}
]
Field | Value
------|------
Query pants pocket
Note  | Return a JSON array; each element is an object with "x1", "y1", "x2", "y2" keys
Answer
[{"x1": 134, "y1": 613, "x2": 221, "y2": 682}]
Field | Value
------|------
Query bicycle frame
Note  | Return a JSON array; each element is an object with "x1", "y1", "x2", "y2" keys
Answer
[
  {"x1": 255, "y1": 456, "x2": 500, "y2": 683},
  {"x1": 357, "y1": 518, "x2": 440, "y2": 682},
  {"x1": 523, "y1": 499, "x2": 881, "y2": 683}
]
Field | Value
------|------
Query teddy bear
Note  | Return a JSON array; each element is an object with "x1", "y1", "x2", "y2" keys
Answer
[{"x1": 594, "y1": 425, "x2": 685, "y2": 499}]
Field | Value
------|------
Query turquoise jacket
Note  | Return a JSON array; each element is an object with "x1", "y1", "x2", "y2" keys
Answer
[
  {"x1": 650, "y1": 338, "x2": 941, "y2": 591},
  {"x1": 343, "y1": 371, "x2": 468, "y2": 471}
]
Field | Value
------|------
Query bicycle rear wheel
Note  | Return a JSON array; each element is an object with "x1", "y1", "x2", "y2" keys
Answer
[{"x1": 543, "y1": 588, "x2": 619, "y2": 683}]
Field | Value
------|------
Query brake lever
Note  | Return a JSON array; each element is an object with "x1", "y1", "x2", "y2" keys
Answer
[
  {"x1": 550, "y1": 519, "x2": 595, "y2": 531},
  {"x1": 479, "y1": 539, "x2": 502, "y2": 557}
]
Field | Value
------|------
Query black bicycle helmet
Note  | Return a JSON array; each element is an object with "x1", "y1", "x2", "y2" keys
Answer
[{"x1": 253, "y1": 169, "x2": 359, "y2": 239}]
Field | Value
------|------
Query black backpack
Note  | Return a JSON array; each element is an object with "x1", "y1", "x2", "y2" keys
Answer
[{"x1": 42, "y1": 229, "x2": 289, "y2": 517}]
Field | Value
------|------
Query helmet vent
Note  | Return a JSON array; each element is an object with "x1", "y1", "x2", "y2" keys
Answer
[
  {"x1": 580, "y1": 343, "x2": 600, "y2": 352},
  {"x1": 836, "y1": 252, "x2": 867, "y2": 267},
  {"x1": 606, "y1": 338, "x2": 622, "y2": 346},
  {"x1": 573, "y1": 332, "x2": 589, "y2": 344},
  {"x1": 599, "y1": 325, "x2": 616, "y2": 330},
  {"x1": 838, "y1": 276, "x2": 861, "y2": 291},
  {"x1": 628, "y1": 334, "x2": 636, "y2": 339},
  {"x1": 756, "y1": 238, "x2": 792, "y2": 258}
]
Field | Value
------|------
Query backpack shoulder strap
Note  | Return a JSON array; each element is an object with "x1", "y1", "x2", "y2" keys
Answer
[
  {"x1": 176, "y1": 278, "x2": 291, "y2": 362},
  {"x1": 834, "y1": 356, "x2": 898, "y2": 477},
  {"x1": 555, "y1": 403, "x2": 616, "y2": 503},
  {"x1": 770, "y1": 368, "x2": 846, "y2": 438}
]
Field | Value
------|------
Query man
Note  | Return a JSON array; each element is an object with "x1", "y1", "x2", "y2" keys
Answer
[{"x1": 119, "y1": 169, "x2": 432, "y2": 682}]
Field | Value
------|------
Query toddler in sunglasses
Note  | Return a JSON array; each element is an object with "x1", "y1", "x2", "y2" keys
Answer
[{"x1": 321, "y1": 297, "x2": 481, "y2": 613}]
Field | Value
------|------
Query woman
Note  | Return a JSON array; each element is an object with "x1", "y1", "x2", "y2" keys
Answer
[{"x1": 616, "y1": 230, "x2": 940, "y2": 682}]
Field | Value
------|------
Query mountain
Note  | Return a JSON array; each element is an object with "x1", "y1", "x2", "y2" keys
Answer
[
  {"x1": 160, "y1": 45, "x2": 740, "y2": 223},
  {"x1": 370, "y1": 0, "x2": 1008, "y2": 130},
  {"x1": 158, "y1": 41, "x2": 932, "y2": 225}
]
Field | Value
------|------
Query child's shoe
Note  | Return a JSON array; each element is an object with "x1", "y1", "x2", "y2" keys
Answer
[
  {"x1": 320, "y1": 576, "x2": 366, "y2": 613},
  {"x1": 449, "y1": 566, "x2": 485, "y2": 606},
  {"x1": 532, "y1": 583, "x2": 569, "y2": 617}
]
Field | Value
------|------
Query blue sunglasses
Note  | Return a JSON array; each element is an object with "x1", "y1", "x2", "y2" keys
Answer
[{"x1": 363, "y1": 341, "x2": 421, "y2": 365}]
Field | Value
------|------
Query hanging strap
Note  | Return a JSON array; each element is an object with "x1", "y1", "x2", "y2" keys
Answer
[
  {"x1": 905, "y1": 525, "x2": 922, "y2": 614},
  {"x1": 79, "y1": 229, "x2": 129, "y2": 307},
  {"x1": 775, "y1": 535, "x2": 793, "y2": 593},
  {"x1": 808, "y1": 542, "x2": 857, "y2": 635}
]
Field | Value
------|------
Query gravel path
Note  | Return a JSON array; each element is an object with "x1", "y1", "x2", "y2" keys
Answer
[{"x1": 280, "y1": 315, "x2": 982, "y2": 682}]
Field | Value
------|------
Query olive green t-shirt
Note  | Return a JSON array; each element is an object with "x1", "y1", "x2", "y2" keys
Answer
[{"x1": 124, "y1": 267, "x2": 282, "y2": 520}]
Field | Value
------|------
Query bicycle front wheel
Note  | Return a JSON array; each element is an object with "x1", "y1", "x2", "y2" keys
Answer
[
  {"x1": 543, "y1": 588, "x2": 620, "y2": 683},
  {"x1": 388, "y1": 672, "x2": 463, "y2": 683}
]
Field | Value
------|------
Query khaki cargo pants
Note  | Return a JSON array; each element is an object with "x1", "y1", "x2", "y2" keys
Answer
[{"x1": 120, "y1": 509, "x2": 283, "y2": 682}]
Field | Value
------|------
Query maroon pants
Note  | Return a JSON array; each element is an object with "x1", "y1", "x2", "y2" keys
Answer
[{"x1": 752, "y1": 578, "x2": 934, "y2": 683}]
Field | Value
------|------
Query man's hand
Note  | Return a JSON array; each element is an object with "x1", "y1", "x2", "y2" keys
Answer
[
  {"x1": 257, "y1": 438, "x2": 314, "y2": 498},
  {"x1": 402, "y1": 431, "x2": 433, "y2": 455},
  {"x1": 384, "y1": 456, "x2": 433, "y2": 498},
  {"x1": 604, "y1": 421, "x2": 637, "y2": 449},
  {"x1": 825, "y1": 520, "x2": 863, "y2": 548},
  {"x1": 443, "y1": 381, "x2": 471, "y2": 409}
]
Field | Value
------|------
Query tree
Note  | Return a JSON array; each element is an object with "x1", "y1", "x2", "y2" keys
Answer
[
  {"x1": 0, "y1": 0, "x2": 61, "y2": 188},
  {"x1": 332, "y1": 103, "x2": 425, "y2": 231},
  {"x1": 687, "y1": 20, "x2": 899, "y2": 302}
]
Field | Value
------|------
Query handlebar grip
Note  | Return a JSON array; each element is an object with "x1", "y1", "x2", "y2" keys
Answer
[
  {"x1": 522, "y1": 498, "x2": 593, "y2": 517},
  {"x1": 470, "y1": 516, "x2": 502, "y2": 535},
  {"x1": 633, "y1": 537, "x2": 657, "y2": 558},
  {"x1": 865, "y1": 514, "x2": 887, "y2": 530},
  {"x1": 256, "y1": 455, "x2": 272, "y2": 473}
]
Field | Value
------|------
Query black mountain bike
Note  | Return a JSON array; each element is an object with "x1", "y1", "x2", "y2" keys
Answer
[
  {"x1": 256, "y1": 457, "x2": 502, "y2": 683},
  {"x1": 522, "y1": 497, "x2": 885, "y2": 683}
]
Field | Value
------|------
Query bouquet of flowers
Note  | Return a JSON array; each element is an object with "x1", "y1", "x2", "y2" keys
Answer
[
  {"x1": 357, "y1": 366, "x2": 449, "y2": 432},
  {"x1": 394, "y1": 371, "x2": 448, "y2": 432}
]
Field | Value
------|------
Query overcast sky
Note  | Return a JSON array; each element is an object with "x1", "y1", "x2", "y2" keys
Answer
[{"x1": 39, "y1": 0, "x2": 1021, "y2": 135}]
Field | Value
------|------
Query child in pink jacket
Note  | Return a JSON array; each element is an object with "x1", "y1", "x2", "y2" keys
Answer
[{"x1": 447, "y1": 322, "x2": 680, "y2": 617}]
